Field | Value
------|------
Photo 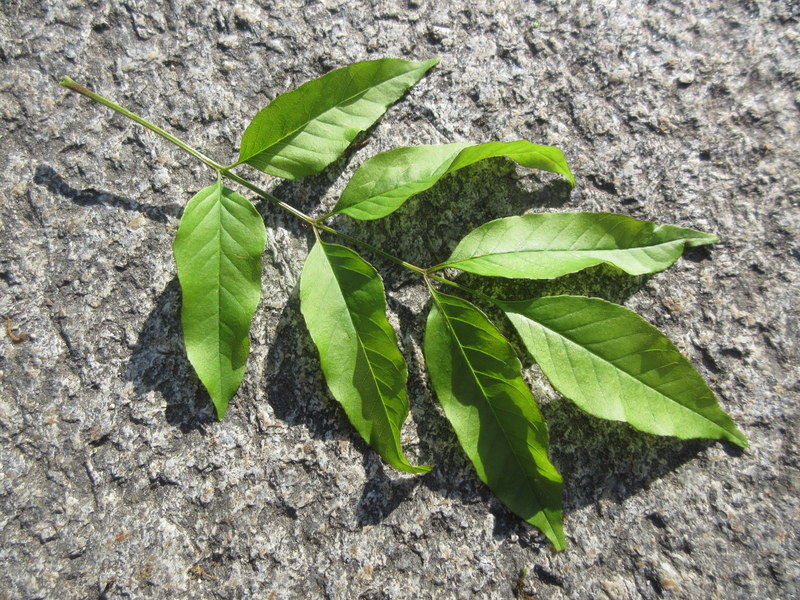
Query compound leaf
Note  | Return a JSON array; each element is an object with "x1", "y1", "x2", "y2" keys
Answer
[
  {"x1": 300, "y1": 241, "x2": 430, "y2": 474},
  {"x1": 499, "y1": 295, "x2": 748, "y2": 447},
  {"x1": 237, "y1": 57, "x2": 439, "y2": 179},
  {"x1": 173, "y1": 182, "x2": 266, "y2": 420},
  {"x1": 424, "y1": 290, "x2": 564, "y2": 549},
  {"x1": 331, "y1": 141, "x2": 574, "y2": 221},
  {"x1": 437, "y1": 212, "x2": 719, "y2": 279}
]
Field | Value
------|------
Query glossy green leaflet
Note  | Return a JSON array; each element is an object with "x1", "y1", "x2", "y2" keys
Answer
[
  {"x1": 173, "y1": 180, "x2": 266, "y2": 419},
  {"x1": 60, "y1": 57, "x2": 747, "y2": 550}
]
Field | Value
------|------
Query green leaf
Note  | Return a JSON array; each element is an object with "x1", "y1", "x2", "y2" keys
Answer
[
  {"x1": 331, "y1": 141, "x2": 574, "y2": 221},
  {"x1": 173, "y1": 182, "x2": 267, "y2": 419},
  {"x1": 237, "y1": 57, "x2": 439, "y2": 179},
  {"x1": 437, "y1": 212, "x2": 719, "y2": 279},
  {"x1": 299, "y1": 241, "x2": 430, "y2": 474},
  {"x1": 498, "y1": 295, "x2": 748, "y2": 447},
  {"x1": 424, "y1": 290, "x2": 564, "y2": 549}
]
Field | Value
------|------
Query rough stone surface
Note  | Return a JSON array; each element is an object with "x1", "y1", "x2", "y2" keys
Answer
[{"x1": 1, "y1": 1, "x2": 798, "y2": 599}]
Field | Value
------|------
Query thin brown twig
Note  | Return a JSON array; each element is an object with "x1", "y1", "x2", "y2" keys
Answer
[{"x1": 6, "y1": 316, "x2": 27, "y2": 343}]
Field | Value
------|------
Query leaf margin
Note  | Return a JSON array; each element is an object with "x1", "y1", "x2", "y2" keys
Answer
[
  {"x1": 424, "y1": 287, "x2": 565, "y2": 549},
  {"x1": 172, "y1": 181, "x2": 267, "y2": 420},
  {"x1": 435, "y1": 212, "x2": 720, "y2": 279},
  {"x1": 330, "y1": 140, "x2": 575, "y2": 221},
  {"x1": 299, "y1": 239, "x2": 431, "y2": 474},
  {"x1": 496, "y1": 294, "x2": 749, "y2": 448},
  {"x1": 236, "y1": 57, "x2": 440, "y2": 179}
]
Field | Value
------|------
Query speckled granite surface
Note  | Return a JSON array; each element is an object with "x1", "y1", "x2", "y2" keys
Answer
[{"x1": 1, "y1": 1, "x2": 798, "y2": 598}]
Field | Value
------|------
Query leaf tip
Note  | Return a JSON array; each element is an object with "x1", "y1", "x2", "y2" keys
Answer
[
  {"x1": 408, "y1": 463, "x2": 433, "y2": 474},
  {"x1": 550, "y1": 536, "x2": 567, "y2": 552},
  {"x1": 536, "y1": 519, "x2": 566, "y2": 551},
  {"x1": 212, "y1": 398, "x2": 229, "y2": 421},
  {"x1": 391, "y1": 455, "x2": 433, "y2": 474},
  {"x1": 689, "y1": 231, "x2": 720, "y2": 247},
  {"x1": 414, "y1": 57, "x2": 440, "y2": 76},
  {"x1": 729, "y1": 427, "x2": 749, "y2": 449}
]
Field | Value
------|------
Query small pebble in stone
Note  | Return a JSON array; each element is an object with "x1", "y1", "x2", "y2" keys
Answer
[
  {"x1": 609, "y1": 69, "x2": 631, "y2": 84},
  {"x1": 677, "y1": 71, "x2": 695, "y2": 86}
]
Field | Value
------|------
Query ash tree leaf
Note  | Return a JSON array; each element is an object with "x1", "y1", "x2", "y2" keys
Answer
[
  {"x1": 424, "y1": 289, "x2": 564, "y2": 549},
  {"x1": 173, "y1": 182, "x2": 267, "y2": 420},
  {"x1": 330, "y1": 140, "x2": 574, "y2": 221},
  {"x1": 435, "y1": 212, "x2": 719, "y2": 279},
  {"x1": 498, "y1": 295, "x2": 748, "y2": 447},
  {"x1": 236, "y1": 57, "x2": 439, "y2": 179},
  {"x1": 299, "y1": 240, "x2": 430, "y2": 474}
]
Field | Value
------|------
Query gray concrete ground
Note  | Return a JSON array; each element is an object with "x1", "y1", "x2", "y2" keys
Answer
[{"x1": 1, "y1": 1, "x2": 798, "y2": 598}]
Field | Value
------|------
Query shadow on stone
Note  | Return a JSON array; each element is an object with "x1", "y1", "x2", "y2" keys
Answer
[
  {"x1": 33, "y1": 164, "x2": 181, "y2": 223},
  {"x1": 544, "y1": 399, "x2": 711, "y2": 513},
  {"x1": 330, "y1": 158, "x2": 575, "y2": 276},
  {"x1": 355, "y1": 452, "x2": 423, "y2": 527},
  {"x1": 262, "y1": 289, "x2": 351, "y2": 441},
  {"x1": 386, "y1": 262, "x2": 715, "y2": 542},
  {"x1": 123, "y1": 278, "x2": 216, "y2": 433},
  {"x1": 262, "y1": 292, "x2": 424, "y2": 526},
  {"x1": 39, "y1": 156, "x2": 718, "y2": 534}
]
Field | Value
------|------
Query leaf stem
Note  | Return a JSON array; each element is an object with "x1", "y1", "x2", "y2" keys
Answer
[
  {"x1": 317, "y1": 223, "x2": 427, "y2": 274},
  {"x1": 60, "y1": 76, "x2": 429, "y2": 277},
  {"x1": 218, "y1": 167, "x2": 317, "y2": 226},
  {"x1": 60, "y1": 77, "x2": 225, "y2": 173},
  {"x1": 426, "y1": 273, "x2": 496, "y2": 304},
  {"x1": 423, "y1": 273, "x2": 442, "y2": 308},
  {"x1": 220, "y1": 170, "x2": 427, "y2": 273}
]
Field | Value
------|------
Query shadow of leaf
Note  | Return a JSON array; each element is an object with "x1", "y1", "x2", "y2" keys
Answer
[
  {"x1": 355, "y1": 452, "x2": 423, "y2": 527},
  {"x1": 542, "y1": 399, "x2": 710, "y2": 512},
  {"x1": 122, "y1": 279, "x2": 216, "y2": 432},
  {"x1": 391, "y1": 263, "x2": 719, "y2": 545},
  {"x1": 262, "y1": 289, "x2": 349, "y2": 440},
  {"x1": 329, "y1": 158, "x2": 575, "y2": 272},
  {"x1": 33, "y1": 164, "x2": 181, "y2": 223},
  {"x1": 38, "y1": 154, "x2": 726, "y2": 539}
]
